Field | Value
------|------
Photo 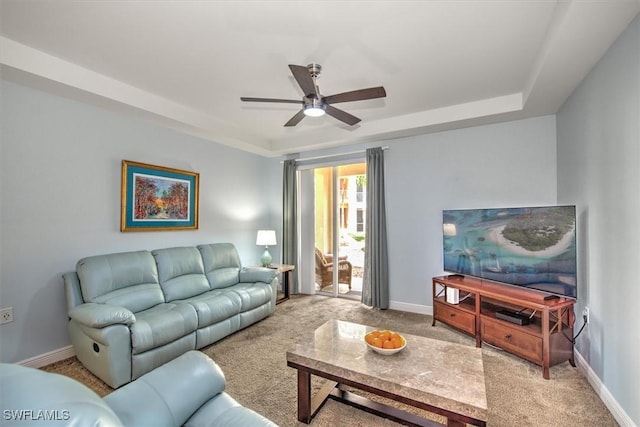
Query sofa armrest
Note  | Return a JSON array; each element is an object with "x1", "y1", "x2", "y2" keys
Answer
[
  {"x1": 69, "y1": 303, "x2": 136, "y2": 328},
  {"x1": 239, "y1": 267, "x2": 277, "y2": 284},
  {"x1": 0, "y1": 363, "x2": 124, "y2": 427},
  {"x1": 63, "y1": 271, "x2": 85, "y2": 312},
  {"x1": 104, "y1": 351, "x2": 226, "y2": 427}
]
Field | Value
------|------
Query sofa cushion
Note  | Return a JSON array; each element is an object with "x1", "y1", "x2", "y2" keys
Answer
[
  {"x1": 106, "y1": 351, "x2": 226, "y2": 427},
  {"x1": 184, "y1": 392, "x2": 278, "y2": 427},
  {"x1": 184, "y1": 392, "x2": 240, "y2": 427},
  {"x1": 208, "y1": 268, "x2": 241, "y2": 289},
  {"x1": 77, "y1": 251, "x2": 164, "y2": 313},
  {"x1": 229, "y1": 282, "x2": 273, "y2": 311},
  {"x1": 152, "y1": 247, "x2": 210, "y2": 302},
  {"x1": 182, "y1": 291, "x2": 242, "y2": 328},
  {"x1": 131, "y1": 303, "x2": 198, "y2": 354},
  {"x1": 191, "y1": 404, "x2": 278, "y2": 427},
  {"x1": 198, "y1": 244, "x2": 242, "y2": 289}
]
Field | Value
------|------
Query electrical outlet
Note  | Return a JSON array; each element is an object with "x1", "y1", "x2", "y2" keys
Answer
[
  {"x1": 583, "y1": 306, "x2": 590, "y2": 324},
  {"x1": 0, "y1": 307, "x2": 13, "y2": 324}
]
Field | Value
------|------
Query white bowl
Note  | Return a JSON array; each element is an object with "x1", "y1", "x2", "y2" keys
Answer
[{"x1": 364, "y1": 333, "x2": 407, "y2": 355}]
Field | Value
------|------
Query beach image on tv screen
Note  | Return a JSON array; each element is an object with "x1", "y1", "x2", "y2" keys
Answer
[{"x1": 443, "y1": 206, "x2": 577, "y2": 299}]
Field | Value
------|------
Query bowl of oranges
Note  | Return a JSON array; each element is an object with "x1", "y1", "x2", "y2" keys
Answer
[{"x1": 364, "y1": 329, "x2": 407, "y2": 355}]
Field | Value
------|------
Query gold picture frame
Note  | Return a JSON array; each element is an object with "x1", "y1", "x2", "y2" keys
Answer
[{"x1": 121, "y1": 160, "x2": 199, "y2": 232}]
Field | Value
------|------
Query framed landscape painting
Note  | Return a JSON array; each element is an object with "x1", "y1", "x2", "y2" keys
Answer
[{"x1": 121, "y1": 160, "x2": 199, "y2": 231}]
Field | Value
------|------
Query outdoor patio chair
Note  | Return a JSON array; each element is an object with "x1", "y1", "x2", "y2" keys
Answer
[{"x1": 315, "y1": 248, "x2": 352, "y2": 290}]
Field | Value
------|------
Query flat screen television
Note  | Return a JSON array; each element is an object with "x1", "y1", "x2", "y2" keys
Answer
[{"x1": 442, "y1": 205, "x2": 577, "y2": 299}]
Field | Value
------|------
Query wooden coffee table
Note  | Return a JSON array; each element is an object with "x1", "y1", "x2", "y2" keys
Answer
[{"x1": 286, "y1": 320, "x2": 487, "y2": 426}]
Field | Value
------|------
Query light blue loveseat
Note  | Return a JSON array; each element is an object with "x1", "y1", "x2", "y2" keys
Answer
[
  {"x1": 63, "y1": 243, "x2": 278, "y2": 388},
  {"x1": 0, "y1": 351, "x2": 277, "y2": 426}
]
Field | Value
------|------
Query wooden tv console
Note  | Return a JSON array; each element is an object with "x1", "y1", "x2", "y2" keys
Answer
[{"x1": 432, "y1": 275, "x2": 575, "y2": 379}]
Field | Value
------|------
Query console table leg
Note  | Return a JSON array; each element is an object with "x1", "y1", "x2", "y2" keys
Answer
[
  {"x1": 543, "y1": 366, "x2": 550, "y2": 380},
  {"x1": 283, "y1": 270, "x2": 290, "y2": 300}
]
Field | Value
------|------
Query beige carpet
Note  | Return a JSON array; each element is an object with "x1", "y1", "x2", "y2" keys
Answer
[{"x1": 43, "y1": 295, "x2": 617, "y2": 426}]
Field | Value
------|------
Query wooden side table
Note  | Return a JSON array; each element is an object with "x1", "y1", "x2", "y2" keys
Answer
[{"x1": 267, "y1": 264, "x2": 295, "y2": 304}]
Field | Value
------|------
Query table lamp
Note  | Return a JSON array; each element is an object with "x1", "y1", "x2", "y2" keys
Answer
[{"x1": 256, "y1": 230, "x2": 277, "y2": 267}]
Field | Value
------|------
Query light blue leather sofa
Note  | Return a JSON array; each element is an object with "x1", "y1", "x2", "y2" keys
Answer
[
  {"x1": 0, "y1": 351, "x2": 278, "y2": 426},
  {"x1": 63, "y1": 243, "x2": 278, "y2": 388}
]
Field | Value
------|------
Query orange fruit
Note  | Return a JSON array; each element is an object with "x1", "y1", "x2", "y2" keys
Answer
[
  {"x1": 382, "y1": 339, "x2": 394, "y2": 349},
  {"x1": 391, "y1": 336, "x2": 403, "y2": 349},
  {"x1": 378, "y1": 331, "x2": 391, "y2": 342},
  {"x1": 365, "y1": 334, "x2": 375, "y2": 345},
  {"x1": 372, "y1": 337, "x2": 383, "y2": 348}
]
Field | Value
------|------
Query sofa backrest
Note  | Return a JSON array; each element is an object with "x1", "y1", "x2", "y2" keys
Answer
[
  {"x1": 197, "y1": 243, "x2": 242, "y2": 289},
  {"x1": 152, "y1": 247, "x2": 210, "y2": 302},
  {"x1": 76, "y1": 251, "x2": 164, "y2": 313}
]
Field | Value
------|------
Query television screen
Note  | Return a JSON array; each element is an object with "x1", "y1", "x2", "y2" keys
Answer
[{"x1": 442, "y1": 206, "x2": 577, "y2": 299}]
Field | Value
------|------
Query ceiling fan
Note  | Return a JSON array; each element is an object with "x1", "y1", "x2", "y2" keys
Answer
[{"x1": 240, "y1": 64, "x2": 386, "y2": 127}]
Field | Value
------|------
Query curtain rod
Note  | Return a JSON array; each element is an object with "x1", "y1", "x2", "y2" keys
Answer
[{"x1": 282, "y1": 146, "x2": 389, "y2": 163}]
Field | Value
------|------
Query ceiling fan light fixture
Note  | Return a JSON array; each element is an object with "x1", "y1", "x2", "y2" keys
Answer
[
  {"x1": 304, "y1": 106, "x2": 326, "y2": 117},
  {"x1": 303, "y1": 97, "x2": 326, "y2": 117}
]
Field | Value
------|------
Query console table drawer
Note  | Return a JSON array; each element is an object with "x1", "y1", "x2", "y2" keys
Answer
[
  {"x1": 482, "y1": 318, "x2": 542, "y2": 364},
  {"x1": 435, "y1": 302, "x2": 475, "y2": 335}
]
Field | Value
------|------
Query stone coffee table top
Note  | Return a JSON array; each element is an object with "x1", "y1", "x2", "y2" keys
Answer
[{"x1": 287, "y1": 319, "x2": 487, "y2": 424}]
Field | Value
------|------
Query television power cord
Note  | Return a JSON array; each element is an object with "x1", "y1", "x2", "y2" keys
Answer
[
  {"x1": 564, "y1": 313, "x2": 588, "y2": 344},
  {"x1": 517, "y1": 307, "x2": 586, "y2": 344}
]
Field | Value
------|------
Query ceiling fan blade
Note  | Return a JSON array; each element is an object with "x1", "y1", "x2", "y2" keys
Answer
[
  {"x1": 289, "y1": 65, "x2": 318, "y2": 98},
  {"x1": 284, "y1": 109, "x2": 306, "y2": 127},
  {"x1": 323, "y1": 86, "x2": 386, "y2": 104},
  {"x1": 325, "y1": 105, "x2": 361, "y2": 126},
  {"x1": 240, "y1": 97, "x2": 303, "y2": 104}
]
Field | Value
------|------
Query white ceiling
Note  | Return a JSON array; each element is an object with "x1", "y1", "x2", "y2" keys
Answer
[{"x1": 1, "y1": 1, "x2": 638, "y2": 157}]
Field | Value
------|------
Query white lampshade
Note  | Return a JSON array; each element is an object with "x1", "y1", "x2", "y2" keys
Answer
[{"x1": 256, "y1": 230, "x2": 277, "y2": 246}]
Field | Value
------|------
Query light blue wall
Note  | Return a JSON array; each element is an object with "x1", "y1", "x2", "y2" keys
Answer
[
  {"x1": 384, "y1": 116, "x2": 558, "y2": 308},
  {"x1": 0, "y1": 80, "x2": 281, "y2": 363},
  {"x1": 557, "y1": 15, "x2": 639, "y2": 426}
]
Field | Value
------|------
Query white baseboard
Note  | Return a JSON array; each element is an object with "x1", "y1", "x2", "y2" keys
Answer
[
  {"x1": 574, "y1": 349, "x2": 636, "y2": 427},
  {"x1": 18, "y1": 345, "x2": 75, "y2": 368},
  {"x1": 389, "y1": 301, "x2": 433, "y2": 315}
]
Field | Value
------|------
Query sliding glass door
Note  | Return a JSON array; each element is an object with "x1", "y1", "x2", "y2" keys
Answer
[{"x1": 313, "y1": 163, "x2": 365, "y2": 298}]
